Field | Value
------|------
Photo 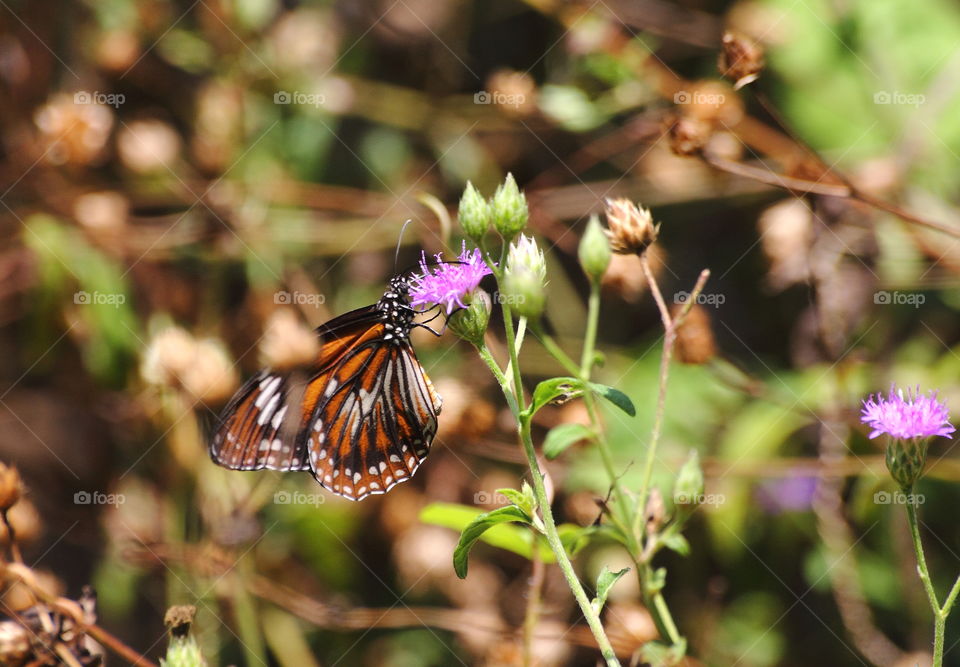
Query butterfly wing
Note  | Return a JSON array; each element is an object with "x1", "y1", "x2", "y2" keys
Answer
[
  {"x1": 210, "y1": 305, "x2": 442, "y2": 501},
  {"x1": 302, "y1": 330, "x2": 442, "y2": 500}
]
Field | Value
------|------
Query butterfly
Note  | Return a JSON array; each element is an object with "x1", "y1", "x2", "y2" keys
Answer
[{"x1": 210, "y1": 275, "x2": 443, "y2": 501}]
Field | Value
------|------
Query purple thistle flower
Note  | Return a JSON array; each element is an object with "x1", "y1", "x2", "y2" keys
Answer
[
  {"x1": 409, "y1": 242, "x2": 492, "y2": 314},
  {"x1": 860, "y1": 385, "x2": 955, "y2": 441}
]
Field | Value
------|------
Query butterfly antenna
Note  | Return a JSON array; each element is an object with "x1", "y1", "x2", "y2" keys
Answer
[{"x1": 395, "y1": 219, "x2": 413, "y2": 272}]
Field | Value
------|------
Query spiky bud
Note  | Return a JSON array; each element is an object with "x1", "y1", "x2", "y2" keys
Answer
[
  {"x1": 490, "y1": 173, "x2": 528, "y2": 239},
  {"x1": 458, "y1": 181, "x2": 491, "y2": 240},
  {"x1": 501, "y1": 234, "x2": 546, "y2": 320}
]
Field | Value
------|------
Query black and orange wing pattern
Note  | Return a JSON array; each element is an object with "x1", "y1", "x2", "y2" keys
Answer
[{"x1": 210, "y1": 278, "x2": 443, "y2": 501}]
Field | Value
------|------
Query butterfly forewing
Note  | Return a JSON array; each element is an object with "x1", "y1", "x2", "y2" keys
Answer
[{"x1": 210, "y1": 277, "x2": 442, "y2": 501}]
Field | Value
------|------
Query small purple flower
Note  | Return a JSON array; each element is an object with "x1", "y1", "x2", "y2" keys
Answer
[
  {"x1": 409, "y1": 242, "x2": 492, "y2": 313},
  {"x1": 860, "y1": 385, "x2": 955, "y2": 441}
]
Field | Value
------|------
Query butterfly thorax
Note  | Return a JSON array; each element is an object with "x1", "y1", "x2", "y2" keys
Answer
[{"x1": 376, "y1": 276, "x2": 414, "y2": 343}]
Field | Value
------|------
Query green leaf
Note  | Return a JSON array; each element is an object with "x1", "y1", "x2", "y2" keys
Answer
[
  {"x1": 452, "y1": 505, "x2": 532, "y2": 578},
  {"x1": 592, "y1": 566, "x2": 630, "y2": 613},
  {"x1": 660, "y1": 533, "x2": 691, "y2": 557},
  {"x1": 495, "y1": 487, "x2": 534, "y2": 517},
  {"x1": 646, "y1": 567, "x2": 667, "y2": 595},
  {"x1": 421, "y1": 504, "x2": 536, "y2": 578},
  {"x1": 589, "y1": 382, "x2": 636, "y2": 416},
  {"x1": 529, "y1": 377, "x2": 583, "y2": 415},
  {"x1": 640, "y1": 638, "x2": 687, "y2": 667},
  {"x1": 544, "y1": 423, "x2": 594, "y2": 459}
]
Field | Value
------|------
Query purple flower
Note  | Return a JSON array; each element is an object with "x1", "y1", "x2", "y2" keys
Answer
[
  {"x1": 860, "y1": 385, "x2": 955, "y2": 440},
  {"x1": 409, "y1": 242, "x2": 492, "y2": 313}
]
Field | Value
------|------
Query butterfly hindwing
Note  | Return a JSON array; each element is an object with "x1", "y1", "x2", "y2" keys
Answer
[{"x1": 210, "y1": 370, "x2": 311, "y2": 472}]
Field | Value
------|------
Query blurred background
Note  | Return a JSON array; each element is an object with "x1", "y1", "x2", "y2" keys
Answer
[{"x1": 2, "y1": 0, "x2": 960, "y2": 664}]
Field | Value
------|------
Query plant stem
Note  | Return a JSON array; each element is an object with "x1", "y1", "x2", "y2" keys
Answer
[
  {"x1": 652, "y1": 589, "x2": 682, "y2": 645},
  {"x1": 501, "y1": 303, "x2": 620, "y2": 666},
  {"x1": 905, "y1": 485, "x2": 945, "y2": 666}
]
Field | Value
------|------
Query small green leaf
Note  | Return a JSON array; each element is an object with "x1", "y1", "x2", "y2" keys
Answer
[
  {"x1": 592, "y1": 566, "x2": 630, "y2": 614},
  {"x1": 640, "y1": 638, "x2": 687, "y2": 667},
  {"x1": 589, "y1": 382, "x2": 636, "y2": 416},
  {"x1": 646, "y1": 567, "x2": 667, "y2": 595},
  {"x1": 530, "y1": 377, "x2": 583, "y2": 415},
  {"x1": 660, "y1": 533, "x2": 691, "y2": 557},
  {"x1": 495, "y1": 487, "x2": 533, "y2": 516},
  {"x1": 544, "y1": 423, "x2": 594, "y2": 459},
  {"x1": 451, "y1": 506, "x2": 532, "y2": 578}
]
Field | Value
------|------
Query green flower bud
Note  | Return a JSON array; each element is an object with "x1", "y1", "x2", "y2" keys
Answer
[
  {"x1": 578, "y1": 214, "x2": 611, "y2": 283},
  {"x1": 886, "y1": 437, "x2": 928, "y2": 490},
  {"x1": 673, "y1": 450, "x2": 705, "y2": 512},
  {"x1": 458, "y1": 181, "x2": 490, "y2": 240},
  {"x1": 490, "y1": 173, "x2": 528, "y2": 239},
  {"x1": 447, "y1": 288, "x2": 492, "y2": 346},
  {"x1": 501, "y1": 234, "x2": 546, "y2": 320}
]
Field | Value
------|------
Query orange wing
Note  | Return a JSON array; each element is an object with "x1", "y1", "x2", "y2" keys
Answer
[{"x1": 210, "y1": 312, "x2": 442, "y2": 501}]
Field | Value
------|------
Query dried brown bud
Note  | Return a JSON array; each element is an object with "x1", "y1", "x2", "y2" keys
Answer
[
  {"x1": 164, "y1": 605, "x2": 197, "y2": 638},
  {"x1": 667, "y1": 114, "x2": 712, "y2": 156},
  {"x1": 719, "y1": 31, "x2": 764, "y2": 90},
  {"x1": 603, "y1": 198, "x2": 659, "y2": 255},
  {"x1": 0, "y1": 463, "x2": 22, "y2": 511},
  {"x1": 644, "y1": 487, "x2": 665, "y2": 535},
  {"x1": 673, "y1": 304, "x2": 717, "y2": 365}
]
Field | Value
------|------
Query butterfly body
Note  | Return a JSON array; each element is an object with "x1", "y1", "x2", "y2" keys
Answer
[{"x1": 211, "y1": 276, "x2": 442, "y2": 501}]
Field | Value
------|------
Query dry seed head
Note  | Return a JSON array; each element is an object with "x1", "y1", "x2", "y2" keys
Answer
[
  {"x1": 719, "y1": 31, "x2": 764, "y2": 90},
  {"x1": 603, "y1": 198, "x2": 659, "y2": 255}
]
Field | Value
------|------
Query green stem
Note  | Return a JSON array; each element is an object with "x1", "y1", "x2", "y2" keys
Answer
[
  {"x1": 501, "y1": 303, "x2": 620, "y2": 666},
  {"x1": 905, "y1": 486, "x2": 945, "y2": 666},
  {"x1": 652, "y1": 589, "x2": 682, "y2": 645}
]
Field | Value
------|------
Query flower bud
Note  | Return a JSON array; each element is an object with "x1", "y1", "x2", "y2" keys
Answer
[
  {"x1": 578, "y1": 214, "x2": 611, "y2": 282},
  {"x1": 447, "y1": 288, "x2": 492, "y2": 346},
  {"x1": 502, "y1": 234, "x2": 546, "y2": 319},
  {"x1": 458, "y1": 181, "x2": 491, "y2": 240},
  {"x1": 490, "y1": 173, "x2": 528, "y2": 239},
  {"x1": 673, "y1": 450, "x2": 705, "y2": 512},
  {"x1": 885, "y1": 438, "x2": 928, "y2": 490},
  {"x1": 0, "y1": 463, "x2": 22, "y2": 511}
]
